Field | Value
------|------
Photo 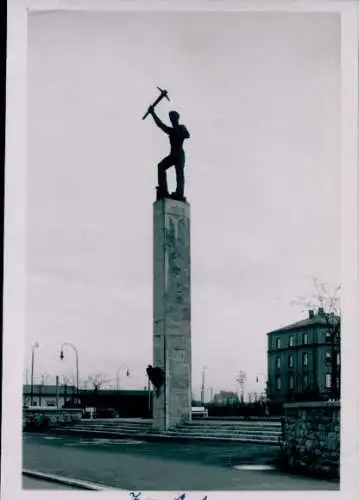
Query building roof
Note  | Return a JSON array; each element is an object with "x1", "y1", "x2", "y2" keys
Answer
[
  {"x1": 82, "y1": 389, "x2": 149, "y2": 397},
  {"x1": 267, "y1": 312, "x2": 340, "y2": 335},
  {"x1": 23, "y1": 385, "x2": 149, "y2": 397},
  {"x1": 23, "y1": 384, "x2": 76, "y2": 395}
]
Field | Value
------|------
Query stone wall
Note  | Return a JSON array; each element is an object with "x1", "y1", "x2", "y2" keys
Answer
[
  {"x1": 280, "y1": 401, "x2": 340, "y2": 478},
  {"x1": 23, "y1": 408, "x2": 82, "y2": 431}
]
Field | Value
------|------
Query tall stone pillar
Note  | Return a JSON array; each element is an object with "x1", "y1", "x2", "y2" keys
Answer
[{"x1": 153, "y1": 197, "x2": 192, "y2": 430}]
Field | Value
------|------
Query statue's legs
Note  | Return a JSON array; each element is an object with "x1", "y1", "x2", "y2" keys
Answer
[
  {"x1": 158, "y1": 151, "x2": 185, "y2": 199},
  {"x1": 174, "y1": 151, "x2": 185, "y2": 198},
  {"x1": 158, "y1": 155, "x2": 174, "y2": 195}
]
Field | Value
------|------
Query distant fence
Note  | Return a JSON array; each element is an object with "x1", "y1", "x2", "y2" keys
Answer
[
  {"x1": 206, "y1": 402, "x2": 271, "y2": 418},
  {"x1": 204, "y1": 415, "x2": 281, "y2": 422},
  {"x1": 23, "y1": 408, "x2": 82, "y2": 431}
]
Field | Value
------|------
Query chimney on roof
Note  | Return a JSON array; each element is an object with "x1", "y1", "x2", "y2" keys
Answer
[
  {"x1": 318, "y1": 307, "x2": 325, "y2": 316},
  {"x1": 308, "y1": 309, "x2": 314, "y2": 319}
]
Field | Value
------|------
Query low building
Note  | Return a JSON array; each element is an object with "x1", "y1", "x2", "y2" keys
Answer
[
  {"x1": 23, "y1": 385, "x2": 153, "y2": 417},
  {"x1": 267, "y1": 308, "x2": 340, "y2": 404},
  {"x1": 23, "y1": 384, "x2": 77, "y2": 408},
  {"x1": 213, "y1": 390, "x2": 239, "y2": 405}
]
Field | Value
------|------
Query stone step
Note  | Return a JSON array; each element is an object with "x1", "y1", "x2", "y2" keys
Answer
[
  {"x1": 69, "y1": 425, "x2": 280, "y2": 438},
  {"x1": 51, "y1": 425, "x2": 280, "y2": 439},
  {"x1": 65, "y1": 420, "x2": 281, "y2": 433},
  {"x1": 80, "y1": 423, "x2": 153, "y2": 429},
  {"x1": 178, "y1": 425, "x2": 281, "y2": 433},
  {"x1": 183, "y1": 423, "x2": 280, "y2": 428},
  {"x1": 49, "y1": 418, "x2": 282, "y2": 446},
  {"x1": 78, "y1": 420, "x2": 280, "y2": 430},
  {"x1": 186, "y1": 420, "x2": 281, "y2": 426},
  {"x1": 50, "y1": 427, "x2": 280, "y2": 445},
  {"x1": 159, "y1": 429, "x2": 279, "y2": 440},
  {"x1": 83, "y1": 420, "x2": 152, "y2": 427},
  {"x1": 72, "y1": 421, "x2": 281, "y2": 434}
]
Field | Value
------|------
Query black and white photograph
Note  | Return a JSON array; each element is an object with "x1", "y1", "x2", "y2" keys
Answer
[{"x1": 2, "y1": 0, "x2": 359, "y2": 498}]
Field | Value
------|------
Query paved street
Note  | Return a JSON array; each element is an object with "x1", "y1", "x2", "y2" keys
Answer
[{"x1": 23, "y1": 433, "x2": 339, "y2": 491}]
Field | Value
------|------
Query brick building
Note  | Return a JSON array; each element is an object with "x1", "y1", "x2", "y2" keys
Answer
[{"x1": 267, "y1": 308, "x2": 340, "y2": 403}]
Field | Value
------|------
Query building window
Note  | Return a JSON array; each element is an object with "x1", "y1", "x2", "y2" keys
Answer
[
  {"x1": 303, "y1": 353, "x2": 309, "y2": 367},
  {"x1": 288, "y1": 354, "x2": 293, "y2": 368},
  {"x1": 289, "y1": 375, "x2": 294, "y2": 390},
  {"x1": 275, "y1": 356, "x2": 281, "y2": 369},
  {"x1": 303, "y1": 375, "x2": 309, "y2": 390},
  {"x1": 303, "y1": 332, "x2": 308, "y2": 345},
  {"x1": 325, "y1": 352, "x2": 332, "y2": 365},
  {"x1": 325, "y1": 374, "x2": 332, "y2": 389},
  {"x1": 275, "y1": 337, "x2": 281, "y2": 349},
  {"x1": 289, "y1": 335, "x2": 294, "y2": 347},
  {"x1": 275, "y1": 376, "x2": 281, "y2": 391}
]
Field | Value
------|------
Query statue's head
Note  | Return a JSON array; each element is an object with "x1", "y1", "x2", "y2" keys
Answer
[{"x1": 169, "y1": 110, "x2": 180, "y2": 125}]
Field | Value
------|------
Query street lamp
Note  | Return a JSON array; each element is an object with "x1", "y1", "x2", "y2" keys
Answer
[
  {"x1": 60, "y1": 343, "x2": 79, "y2": 405},
  {"x1": 201, "y1": 366, "x2": 207, "y2": 405},
  {"x1": 30, "y1": 342, "x2": 39, "y2": 406},
  {"x1": 116, "y1": 364, "x2": 130, "y2": 391}
]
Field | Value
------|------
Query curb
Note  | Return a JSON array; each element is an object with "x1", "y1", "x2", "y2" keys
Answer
[
  {"x1": 47, "y1": 428, "x2": 281, "y2": 446},
  {"x1": 22, "y1": 469, "x2": 123, "y2": 491}
]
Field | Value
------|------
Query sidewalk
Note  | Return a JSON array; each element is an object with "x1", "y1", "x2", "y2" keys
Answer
[
  {"x1": 22, "y1": 469, "x2": 118, "y2": 491},
  {"x1": 23, "y1": 476, "x2": 79, "y2": 490}
]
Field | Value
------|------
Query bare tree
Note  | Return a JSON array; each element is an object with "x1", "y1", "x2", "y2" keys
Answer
[
  {"x1": 39, "y1": 372, "x2": 50, "y2": 385},
  {"x1": 291, "y1": 277, "x2": 341, "y2": 400},
  {"x1": 291, "y1": 277, "x2": 341, "y2": 316},
  {"x1": 62, "y1": 373, "x2": 75, "y2": 387},
  {"x1": 87, "y1": 372, "x2": 111, "y2": 390}
]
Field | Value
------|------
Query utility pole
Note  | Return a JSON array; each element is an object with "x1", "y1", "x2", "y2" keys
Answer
[
  {"x1": 201, "y1": 366, "x2": 207, "y2": 405},
  {"x1": 30, "y1": 342, "x2": 39, "y2": 406},
  {"x1": 55, "y1": 375, "x2": 59, "y2": 408},
  {"x1": 60, "y1": 343, "x2": 80, "y2": 405}
]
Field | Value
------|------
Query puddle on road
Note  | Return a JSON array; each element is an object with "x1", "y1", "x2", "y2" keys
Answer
[
  {"x1": 76, "y1": 438, "x2": 145, "y2": 446},
  {"x1": 233, "y1": 464, "x2": 276, "y2": 471}
]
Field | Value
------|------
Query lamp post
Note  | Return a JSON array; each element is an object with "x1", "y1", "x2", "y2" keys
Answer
[
  {"x1": 30, "y1": 342, "x2": 39, "y2": 406},
  {"x1": 147, "y1": 371, "x2": 151, "y2": 414},
  {"x1": 201, "y1": 366, "x2": 207, "y2": 405},
  {"x1": 116, "y1": 364, "x2": 130, "y2": 391},
  {"x1": 60, "y1": 343, "x2": 79, "y2": 405}
]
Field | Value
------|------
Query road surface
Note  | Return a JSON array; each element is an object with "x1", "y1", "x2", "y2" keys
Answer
[{"x1": 23, "y1": 433, "x2": 339, "y2": 491}]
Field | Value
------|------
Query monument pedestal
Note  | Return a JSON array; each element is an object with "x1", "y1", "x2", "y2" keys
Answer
[{"x1": 152, "y1": 197, "x2": 192, "y2": 430}]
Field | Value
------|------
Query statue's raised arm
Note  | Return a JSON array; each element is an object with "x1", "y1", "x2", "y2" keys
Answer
[{"x1": 148, "y1": 106, "x2": 172, "y2": 134}]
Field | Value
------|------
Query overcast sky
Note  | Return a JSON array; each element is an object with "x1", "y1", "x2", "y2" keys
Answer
[{"x1": 25, "y1": 10, "x2": 340, "y2": 398}]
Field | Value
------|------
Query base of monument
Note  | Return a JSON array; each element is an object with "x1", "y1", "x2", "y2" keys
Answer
[{"x1": 156, "y1": 186, "x2": 186, "y2": 202}]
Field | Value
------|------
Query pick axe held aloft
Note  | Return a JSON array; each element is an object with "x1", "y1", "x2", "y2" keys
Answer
[{"x1": 142, "y1": 87, "x2": 170, "y2": 120}]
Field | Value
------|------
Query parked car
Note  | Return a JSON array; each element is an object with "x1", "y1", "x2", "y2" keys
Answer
[
  {"x1": 192, "y1": 406, "x2": 208, "y2": 418},
  {"x1": 95, "y1": 408, "x2": 119, "y2": 419}
]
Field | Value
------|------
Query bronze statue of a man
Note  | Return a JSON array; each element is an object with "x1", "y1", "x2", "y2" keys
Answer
[{"x1": 148, "y1": 105, "x2": 190, "y2": 200}]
